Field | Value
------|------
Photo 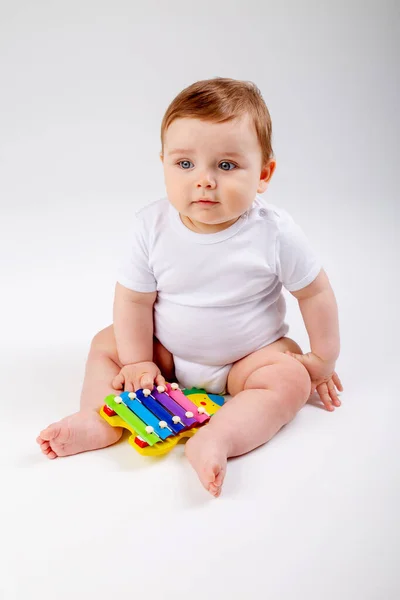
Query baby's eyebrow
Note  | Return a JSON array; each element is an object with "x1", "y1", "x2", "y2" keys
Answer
[{"x1": 167, "y1": 148, "x2": 245, "y2": 158}]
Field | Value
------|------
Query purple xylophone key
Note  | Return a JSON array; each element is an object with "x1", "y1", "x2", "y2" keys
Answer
[
  {"x1": 152, "y1": 387, "x2": 198, "y2": 428},
  {"x1": 165, "y1": 383, "x2": 209, "y2": 424}
]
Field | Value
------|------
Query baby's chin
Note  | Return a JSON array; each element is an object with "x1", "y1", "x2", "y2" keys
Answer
[
  {"x1": 197, "y1": 214, "x2": 242, "y2": 227},
  {"x1": 188, "y1": 206, "x2": 242, "y2": 224},
  {"x1": 179, "y1": 210, "x2": 241, "y2": 234}
]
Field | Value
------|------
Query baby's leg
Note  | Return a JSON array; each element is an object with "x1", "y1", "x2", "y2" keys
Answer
[
  {"x1": 37, "y1": 326, "x2": 174, "y2": 459},
  {"x1": 185, "y1": 337, "x2": 311, "y2": 497}
]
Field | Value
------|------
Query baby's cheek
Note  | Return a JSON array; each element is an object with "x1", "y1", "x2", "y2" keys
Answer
[{"x1": 227, "y1": 193, "x2": 251, "y2": 214}]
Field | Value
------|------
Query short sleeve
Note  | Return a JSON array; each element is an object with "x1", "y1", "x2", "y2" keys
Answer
[
  {"x1": 275, "y1": 210, "x2": 322, "y2": 292},
  {"x1": 116, "y1": 211, "x2": 157, "y2": 293}
]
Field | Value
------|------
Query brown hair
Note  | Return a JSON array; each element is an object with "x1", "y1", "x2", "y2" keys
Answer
[{"x1": 160, "y1": 77, "x2": 274, "y2": 167}]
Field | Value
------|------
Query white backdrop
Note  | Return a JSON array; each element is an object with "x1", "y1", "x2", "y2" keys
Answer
[{"x1": 1, "y1": 2, "x2": 399, "y2": 599}]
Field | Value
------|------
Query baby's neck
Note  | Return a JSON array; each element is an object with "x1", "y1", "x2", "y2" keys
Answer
[{"x1": 180, "y1": 214, "x2": 241, "y2": 234}]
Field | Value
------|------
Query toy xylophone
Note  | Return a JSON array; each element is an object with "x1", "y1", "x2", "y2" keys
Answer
[{"x1": 99, "y1": 382, "x2": 224, "y2": 456}]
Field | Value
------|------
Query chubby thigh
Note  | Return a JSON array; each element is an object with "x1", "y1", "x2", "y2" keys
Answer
[{"x1": 227, "y1": 336, "x2": 308, "y2": 397}]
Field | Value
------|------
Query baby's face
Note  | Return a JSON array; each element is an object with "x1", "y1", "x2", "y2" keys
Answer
[{"x1": 161, "y1": 114, "x2": 275, "y2": 233}]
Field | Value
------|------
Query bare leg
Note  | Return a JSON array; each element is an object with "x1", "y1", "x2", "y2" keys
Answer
[
  {"x1": 37, "y1": 326, "x2": 175, "y2": 459},
  {"x1": 185, "y1": 338, "x2": 311, "y2": 497}
]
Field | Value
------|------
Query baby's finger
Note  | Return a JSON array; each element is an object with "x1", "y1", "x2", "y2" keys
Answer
[
  {"x1": 124, "y1": 379, "x2": 135, "y2": 393},
  {"x1": 332, "y1": 371, "x2": 344, "y2": 392},
  {"x1": 308, "y1": 383, "x2": 317, "y2": 400},
  {"x1": 137, "y1": 373, "x2": 154, "y2": 392},
  {"x1": 112, "y1": 372, "x2": 124, "y2": 390},
  {"x1": 328, "y1": 379, "x2": 341, "y2": 407},
  {"x1": 317, "y1": 382, "x2": 335, "y2": 412},
  {"x1": 155, "y1": 373, "x2": 167, "y2": 390}
]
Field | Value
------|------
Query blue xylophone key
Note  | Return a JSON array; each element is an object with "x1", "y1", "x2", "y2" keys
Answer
[
  {"x1": 136, "y1": 389, "x2": 185, "y2": 435},
  {"x1": 120, "y1": 392, "x2": 173, "y2": 441}
]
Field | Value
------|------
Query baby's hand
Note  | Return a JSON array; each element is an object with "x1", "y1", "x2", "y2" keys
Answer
[
  {"x1": 285, "y1": 351, "x2": 343, "y2": 412},
  {"x1": 112, "y1": 361, "x2": 166, "y2": 393}
]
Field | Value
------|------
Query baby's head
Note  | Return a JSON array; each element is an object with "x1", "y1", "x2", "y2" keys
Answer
[{"x1": 160, "y1": 77, "x2": 276, "y2": 233}]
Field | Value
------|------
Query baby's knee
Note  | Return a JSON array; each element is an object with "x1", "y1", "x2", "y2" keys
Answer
[
  {"x1": 278, "y1": 354, "x2": 311, "y2": 400},
  {"x1": 245, "y1": 352, "x2": 311, "y2": 415}
]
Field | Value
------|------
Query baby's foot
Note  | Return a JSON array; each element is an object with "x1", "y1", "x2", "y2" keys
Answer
[
  {"x1": 185, "y1": 427, "x2": 228, "y2": 497},
  {"x1": 36, "y1": 410, "x2": 122, "y2": 459}
]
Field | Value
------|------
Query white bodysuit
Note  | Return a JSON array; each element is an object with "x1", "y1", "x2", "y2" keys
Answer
[{"x1": 117, "y1": 195, "x2": 322, "y2": 394}]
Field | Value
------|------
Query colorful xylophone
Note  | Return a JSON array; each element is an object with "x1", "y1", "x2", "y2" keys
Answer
[{"x1": 99, "y1": 382, "x2": 224, "y2": 456}]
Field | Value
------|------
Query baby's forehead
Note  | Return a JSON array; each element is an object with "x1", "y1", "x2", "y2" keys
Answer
[
  {"x1": 177, "y1": 113, "x2": 252, "y2": 133},
  {"x1": 165, "y1": 114, "x2": 258, "y2": 153}
]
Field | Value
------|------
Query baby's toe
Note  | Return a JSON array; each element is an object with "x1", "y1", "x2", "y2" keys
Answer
[
  {"x1": 204, "y1": 462, "x2": 219, "y2": 482},
  {"x1": 40, "y1": 442, "x2": 57, "y2": 458},
  {"x1": 214, "y1": 467, "x2": 225, "y2": 488},
  {"x1": 40, "y1": 423, "x2": 61, "y2": 441},
  {"x1": 204, "y1": 464, "x2": 225, "y2": 497},
  {"x1": 37, "y1": 430, "x2": 60, "y2": 459},
  {"x1": 209, "y1": 482, "x2": 222, "y2": 497}
]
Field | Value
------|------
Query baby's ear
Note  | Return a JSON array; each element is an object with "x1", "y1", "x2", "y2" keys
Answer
[
  {"x1": 159, "y1": 153, "x2": 164, "y2": 163},
  {"x1": 257, "y1": 160, "x2": 276, "y2": 193}
]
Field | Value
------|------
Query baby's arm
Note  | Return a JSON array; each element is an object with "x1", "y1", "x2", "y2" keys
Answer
[
  {"x1": 291, "y1": 269, "x2": 340, "y2": 362},
  {"x1": 112, "y1": 282, "x2": 163, "y2": 392},
  {"x1": 289, "y1": 269, "x2": 343, "y2": 410},
  {"x1": 113, "y1": 282, "x2": 156, "y2": 364}
]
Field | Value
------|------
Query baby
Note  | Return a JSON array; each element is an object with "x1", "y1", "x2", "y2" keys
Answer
[{"x1": 37, "y1": 77, "x2": 343, "y2": 497}]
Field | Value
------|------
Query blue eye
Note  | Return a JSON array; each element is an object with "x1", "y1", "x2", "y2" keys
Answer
[
  {"x1": 177, "y1": 160, "x2": 237, "y2": 170},
  {"x1": 178, "y1": 160, "x2": 193, "y2": 169},
  {"x1": 219, "y1": 161, "x2": 236, "y2": 171}
]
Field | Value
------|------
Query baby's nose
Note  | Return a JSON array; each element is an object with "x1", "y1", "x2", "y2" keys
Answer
[{"x1": 197, "y1": 174, "x2": 216, "y2": 188}]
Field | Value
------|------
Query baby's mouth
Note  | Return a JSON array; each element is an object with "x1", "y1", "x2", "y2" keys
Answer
[{"x1": 194, "y1": 199, "x2": 219, "y2": 206}]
